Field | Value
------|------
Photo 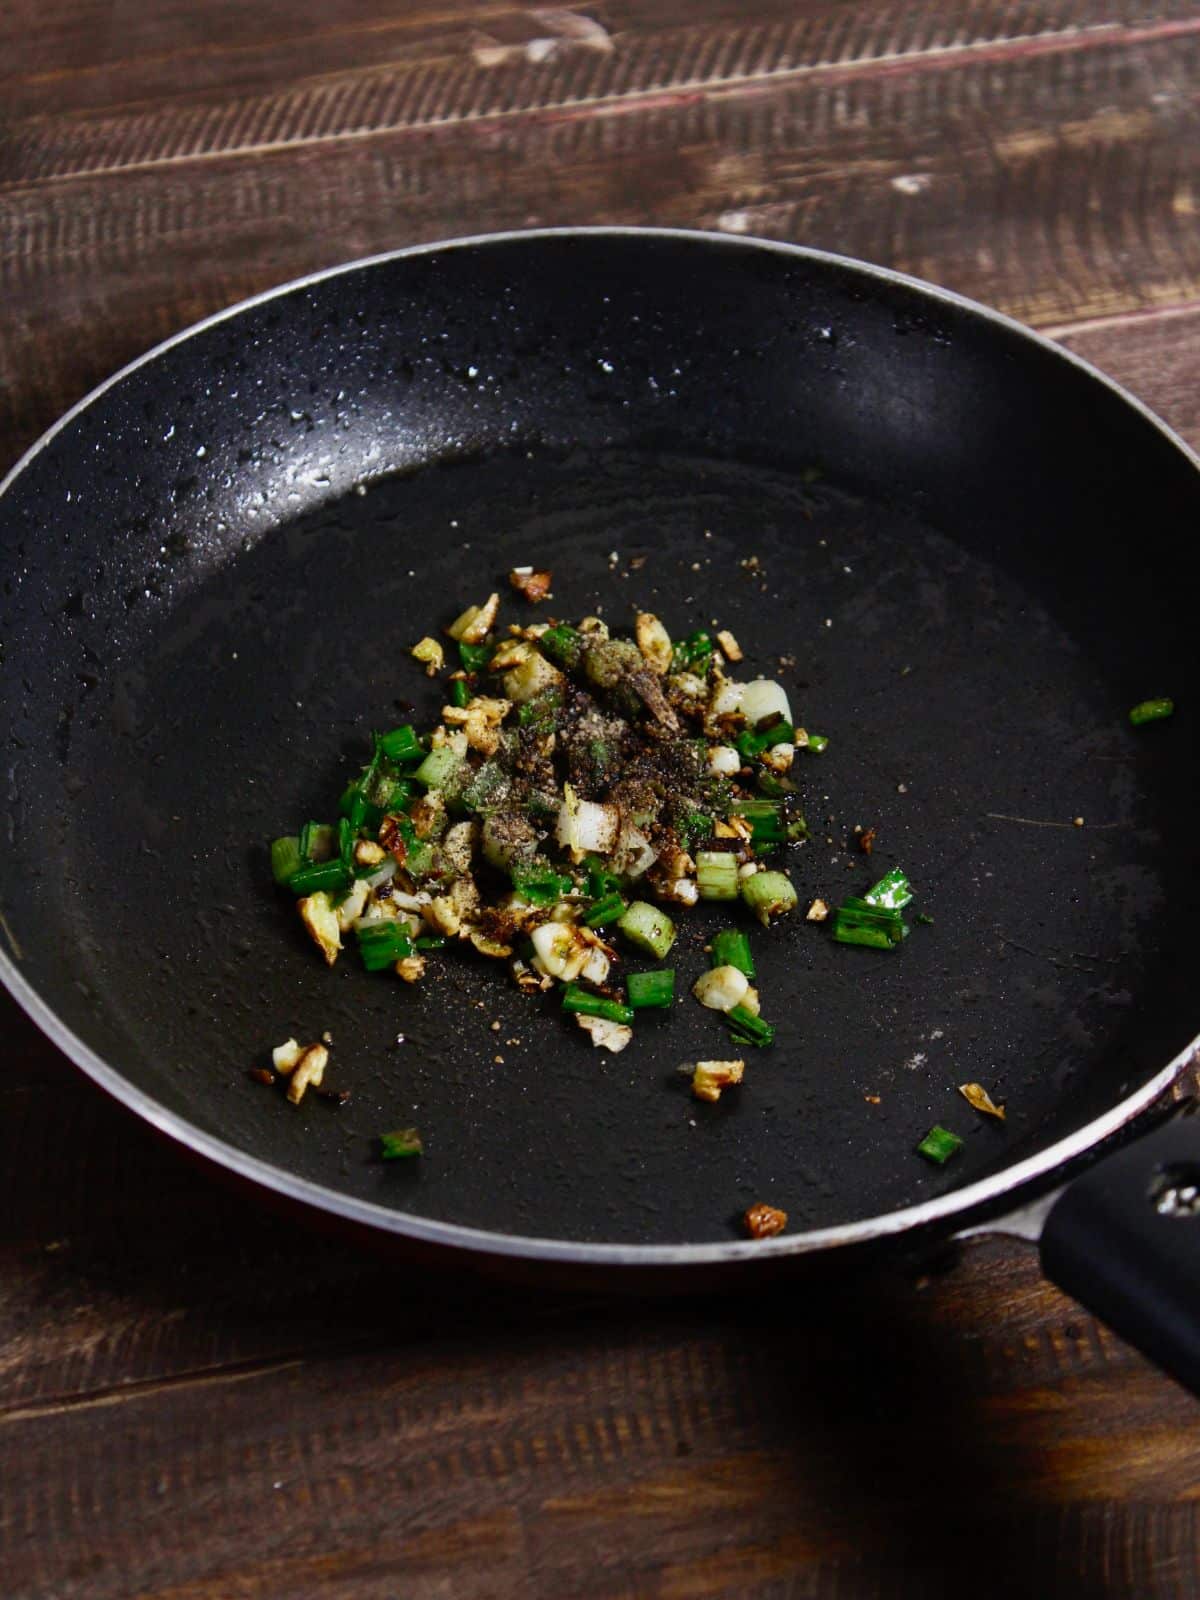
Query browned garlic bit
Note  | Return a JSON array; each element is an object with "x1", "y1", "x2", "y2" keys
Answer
[
  {"x1": 806, "y1": 898, "x2": 830, "y2": 922},
  {"x1": 410, "y1": 636, "x2": 444, "y2": 676},
  {"x1": 508, "y1": 567, "x2": 553, "y2": 603},
  {"x1": 271, "y1": 1038, "x2": 331, "y2": 1106},
  {"x1": 743, "y1": 1202, "x2": 788, "y2": 1239},
  {"x1": 446, "y1": 592, "x2": 500, "y2": 644},
  {"x1": 689, "y1": 1059, "x2": 745, "y2": 1102},
  {"x1": 716, "y1": 629, "x2": 743, "y2": 662}
]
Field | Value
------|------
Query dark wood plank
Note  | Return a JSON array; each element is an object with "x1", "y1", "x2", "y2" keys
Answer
[
  {"x1": 6, "y1": 0, "x2": 1194, "y2": 136},
  {"x1": 2, "y1": 26, "x2": 1199, "y2": 474}
]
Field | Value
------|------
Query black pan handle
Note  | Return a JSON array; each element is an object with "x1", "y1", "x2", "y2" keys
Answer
[{"x1": 1039, "y1": 1109, "x2": 1200, "y2": 1394}]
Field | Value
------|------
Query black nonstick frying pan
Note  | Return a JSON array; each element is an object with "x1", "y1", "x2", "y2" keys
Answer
[{"x1": 2, "y1": 229, "x2": 1199, "y2": 1386}]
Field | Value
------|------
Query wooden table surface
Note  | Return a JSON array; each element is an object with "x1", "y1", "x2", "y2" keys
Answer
[{"x1": 3, "y1": 3, "x2": 1200, "y2": 1595}]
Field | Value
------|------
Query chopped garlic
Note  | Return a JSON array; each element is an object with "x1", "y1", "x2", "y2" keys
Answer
[
  {"x1": 806, "y1": 898, "x2": 830, "y2": 922},
  {"x1": 579, "y1": 944, "x2": 611, "y2": 986},
  {"x1": 287, "y1": 1043, "x2": 328, "y2": 1105},
  {"x1": 761, "y1": 742, "x2": 794, "y2": 774},
  {"x1": 690, "y1": 1059, "x2": 745, "y2": 1102},
  {"x1": 272, "y1": 1037, "x2": 304, "y2": 1074},
  {"x1": 716, "y1": 629, "x2": 743, "y2": 662},
  {"x1": 708, "y1": 744, "x2": 741, "y2": 777},
  {"x1": 353, "y1": 839, "x2": 387, "y2": 868},
  {"x1": 468, "y1": 929, "x2": 512, "y2": 960},
  {"x1": 635, "y1": 611, "x2": 673, "y2": 675},
  {"x1": 446, "y1": 592, "x2": 500, "y2": 643},
  {"x1": 395, "y1": 954, "x2": 427, "y2": 983},
  {"x1": 443, "y1": 695, "x2": 511, "y2": 756},
  {"x1": 334, "y1": 877, "x2": 371, "y2": 932},
  {"x1": 411, "y1": 636, "x2": 444, "y2": 676},
  {"x1": 576, "y1": 1014, "x2": 633, "y2": 1053},
  {"x1": 299, "y1": 891, "x2": 341, "y2": 965},
  {"x1": 662, "y1": 877, "x2": 699, "y2": 906},
  {"x1": 502, "y1": 649, "x2": 562, "y2": 703},
  {"x1": 487, "y1": 637, "x2": 532, "y2": 672},
  {"x1": 692, "y1": 965, "x2": 750, "y2": 1012}
]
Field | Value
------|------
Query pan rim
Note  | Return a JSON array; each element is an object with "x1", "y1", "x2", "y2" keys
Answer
[{"x1": 2, "y1": 224, "x2": 1197, "y2": 1266}]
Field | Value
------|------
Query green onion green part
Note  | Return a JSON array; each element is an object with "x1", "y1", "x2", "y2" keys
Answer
[
  {"x1": 538, "y1": 625, "x2": 584, "y2": 671},
  {"x1": 1129, "y1": 698, "x2": 1174, "y2": 726},
  {"x1": 618, "y1": 900, "x2": 677, "y2": 959},
  {"x1": 414, "y1": 746, "x2": 464, "y2": 791},
  {"x1": 380, "y1": 1127, "x2": 423, "y2": 1159},
  {"x1": 288, "y1": 859, "x2": 352, "y2": 896},
  {"x1": 696, "y1": 851, "x2": 739, "y2": 901},
  {"x1": 457, "y1": 640, "x2": 492, "y2": 672},
  {"x1": 355, "y1": 921, "x2": 416, "y2": 971},
  {"x1": 805, "y1": 733, "x2": 829, "y2": 754},
  {"x1": 727, "y1": 1005, "x2": 775, "y2": 1047},
  {"x1": 270, "y1": 836, "x2": 303, "y2": 885},
  {"x1": 626, "y1": 969, "x2": 675, "y2": 1010},
  {"x1": 916, "y1": 1125, "x2": 963, "y2": 1165},
  {"x1": 378, "y1": 724, "x2": 422, "y2": 762},
  {"x1": 830, "y1": 899, "x2": 908, "y2": 949},
  {"x1": 450, "y1": 677, "x2": 472, "y2": 709},
  {"x1": 414, "y1": 934, "x2": 448, "y2": 951},
  {"x1": 561, "y1": 984, "x2": 635, "y2": 1026},
  {"x1": 710, "y1": 929, "x2": 755, "y2": 979},
  {"x1": 863, "y1": 867, "x2": 914, "y2": 911},
  {"x1": 511, "y1": 865, "x2": 574, "y2": 906},
  {"x1": 736, "y1": 720, "x2": 795, "y2": 761},
  {"x1": 298, "y1": 821, "x2": 336, "y2": 863},
  {"x1": 584, "y1": 891, "x2": 627, "y2": 927}
]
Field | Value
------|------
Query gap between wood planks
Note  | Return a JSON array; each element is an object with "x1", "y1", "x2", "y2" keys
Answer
[
  {"x1": 5, "y1": 9, "x2": 1200, "y2": 192},
  {"x1": 0, "y1": 1353, "x2": 307, "y2": 1429}
]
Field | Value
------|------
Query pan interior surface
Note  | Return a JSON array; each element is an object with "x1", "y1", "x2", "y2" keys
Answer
[{"x1": 1, "y1": 232, "x2": 1196, "y2": 1249}]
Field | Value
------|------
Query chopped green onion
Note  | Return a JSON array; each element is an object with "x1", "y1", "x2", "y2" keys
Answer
[
  {"x1": 736, "y1": 720, "x2": 795, "y2": 761},
  {"x1": 755, "y1": 771, "x2": 794, "y2": 799},
  {"x1": 457, "y1": 640, "x2": 492, "y2": 672},
  {"x1": 727, "y1": 1005, "x2": 775, "y2": 1047},
  {"x1": 270, "y1": 836, "x2": 303, "y2": 885},
  {"x1": 671, "y1": 629, "x2": 714, "y2": 675},
  {"x1": 740, "y1": 870, "x2": 797, "y2": 924},
  {"x1": 337, "y1": 815, "x2": 354, "y2": 867},
  {"x1": 378, "y1": 724, "x2": 422, "y2": 762},
  {"x1": 585, "y1": 857, "x2": 624, "y2": 899},
  {"x1": 618, "y1": 901, "x2": 676, "y2": 959},
  {"x1": 916, "y1": 1125, "x2": 963, "y2": 1165},
  {"x1": 380, "y1": 1127, "x2": 423, "y2": 1159},
  {"x1": 561, "y1": 984, "x2": 634, "y2": 1025},
  {"x1": 539, "y1": 624, "x2": 585, "y2": 671},
  {"x1": 584, "y1": 891, "x2": 627, "y2": 927},
  {"x1": 1130, "y1": 698, "x2": 1174, "y2": 726},
  {"x1": 511, "y1": 865, "x2": 574, "y2": 905},
  {"x1": 414, "y1": 934, "x2": 447, "y2": 951},
  {"x1": 626, "y1": 969, "x2": 675, "y2": 1010},
  {"x1": 338, "y1": 780, "x2": 359, "y2": 818},
  {"x1": 830, "y1": 899, "x2": 908, "y2": 949},
  {"x1": 710, "y1": 929, "x2": 755, "y2": 978},
  {"x1": 804, "y1": 733, "x2": 829, "y2": 754},
  {"x1": 729, "y1": 798, "x2": 786, "y2": 843},
  {"x1": 450, "y1": 677, "x2": 472, "y2": 709},
  {"x1": 696, "y1": 851, "x2": 739, "y2": 901},
  {"x1": 863, "y1": 867, "x2": 913, "y2": 911},
  {"x1": 288, "y1": 859, "x2": 352, "y2": 896},
  {"x1": 414, "y1": 746, "x2": 464, "y2": 791},
  {"x1": 347, "y1": 791, "x2": 380, "y2": 833},
  {"x1": 298, "y1": 821, "x2": 336, "y2": 862},
  {"x1": 355, "y1": 921, "x2": 416, "y2": 971}
]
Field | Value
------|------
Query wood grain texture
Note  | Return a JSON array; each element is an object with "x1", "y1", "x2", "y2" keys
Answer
[{"x1": 2, "y1": 24, "x2": 1200, "y2": 473}]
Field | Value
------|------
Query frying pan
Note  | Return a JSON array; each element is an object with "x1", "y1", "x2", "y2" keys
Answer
[{"x1": 2, "y1": 229, "x2": 1199, "y2": 1387}]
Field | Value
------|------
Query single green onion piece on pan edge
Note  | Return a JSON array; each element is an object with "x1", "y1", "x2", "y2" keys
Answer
[
  {"x1": 270, "y1": 836, "x2": 303, "y2": 885},
  {"x1": 414, "y1": 934, "x2": 448, "y2": 951},
  {"x1": 916, "y1": 1125, "x2": 963, "y2": 1165},
  {"x1": 561, "y1": 984, "x2": 635, "y2": 1026},
  {"x1": 1130, "y1": 698, "x2": 1174, "y2": 726},
  {"x1": 804, "y1": 733, "x2": 829, "y2": 754},
  {"x1": 378, "y1": 724, "x2": 423, "y2": 762},
  {"x1": 727, "y1": 1005, "x2": 775, "y2": 1048},
  {"x1": 741, "y1": 870, "x2": 798, "y2": 925},
  {"x1": 288, "y1": 859, "x2": 352, "y2": 896},
  {"x1": 710, "y1": 929, "x2": 756, "y2": 979},
  {"x1": 584, "y1": 891, "x2": 627, "y2": 927},
  {"x1": 830, "y1": 901, "x2": 907, "y2": 949},
  {"x1": 380, "y1": 1128, "x2": 423, "y2": 1160},
  {"x1": 626, "y1": 969, "x2": 675, "y2": 1010},
  {"x1": 355, "y1": 922, "x2": 416, "y2": 972},
  {"x1": 618, "y1": 901, "x2": 677, "y2": 959},
  {"x1": 736, "y1": 720, "x2": 795, "y2": 761},
  {"x1": 450, "y1": 677, "x2": 472, "y2": 709},
  {"x1": 863, "y1": 867, "x2": 914, "y2": 911},
  {"x1": 696, "y1": 851, "x2": 739, "y2": 902}
]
